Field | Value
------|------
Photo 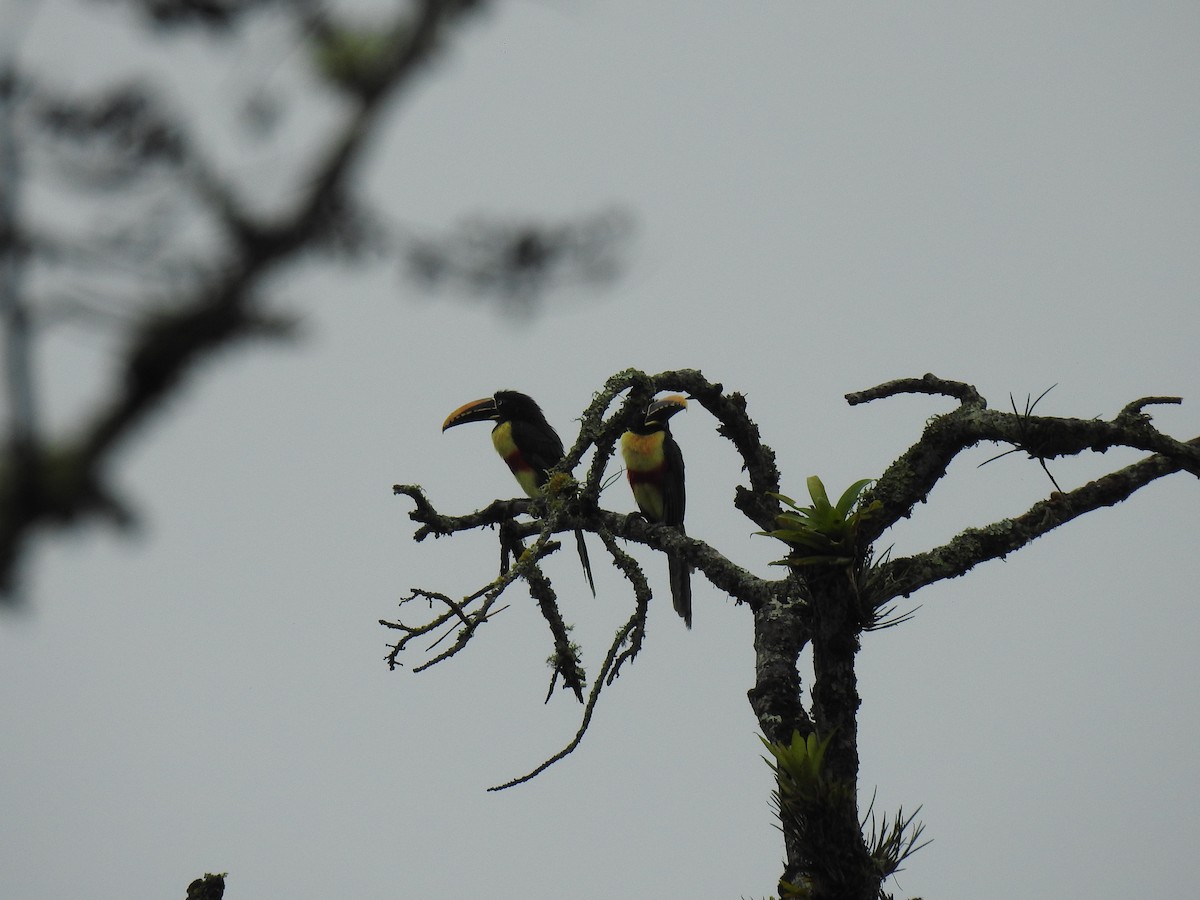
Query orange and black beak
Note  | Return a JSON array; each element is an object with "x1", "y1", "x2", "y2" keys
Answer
[
  {"x1": 644, "y1": 394, "x2": 688, "y2": 427},
  {"x1": 442, "y1": 396, "x2": 500, "y2": 431}
]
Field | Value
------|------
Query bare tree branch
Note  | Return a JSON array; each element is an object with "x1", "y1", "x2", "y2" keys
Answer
[
  {"x1": 487, "y1": 600, "x2": 645, "y2": 792},
  {"x1": 848, "y1": 374, "x2": 1200, "y2": 547},
  {"x1": 395, "y1": 481, "x2": 778, "y2": 612},
  {"x1": 875, "y1": 437, "x2": 1200, "y2": 603},
  {"x1": 595, "y1": 525, "x2": 650, "y2": 681},
  {"x1": 845, "y1": 372, "x2": 985, "y2": 407}
]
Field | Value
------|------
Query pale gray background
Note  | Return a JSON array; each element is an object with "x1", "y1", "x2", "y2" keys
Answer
[{"x1": 2, "y1": 2, "x2": 1198, "y2": 898}]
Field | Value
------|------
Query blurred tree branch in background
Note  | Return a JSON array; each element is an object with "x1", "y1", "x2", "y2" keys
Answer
[{"x1": 0, "y1": 0, "x2": 630, "y2": 602}]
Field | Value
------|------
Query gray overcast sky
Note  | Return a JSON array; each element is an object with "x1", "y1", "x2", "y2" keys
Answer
[{"x1": 3, "y1": 2, "x2": 1198, "y2": 898}]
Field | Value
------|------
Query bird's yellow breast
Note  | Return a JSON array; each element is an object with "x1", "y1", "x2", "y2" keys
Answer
[
  {"x1": 621, "y1": 430, "x2": 667, "y2": 520},
  {"x1": 492, "y1": 421, "x2": 541, "y2": 498},
  {"x1": 620, "y1": 430, "x2": 666, "y2": 472},
  {"x1": 492, "y1": 420, "x2": 518, "y2": 458}
]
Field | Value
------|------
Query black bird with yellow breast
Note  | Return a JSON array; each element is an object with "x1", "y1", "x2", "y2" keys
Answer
[
  {"x1": 620, "y1": 394, "x2": 691, "y2": 627},
  {"x1": 442, "y1": 390, "x2": 595, "y2": 594}
]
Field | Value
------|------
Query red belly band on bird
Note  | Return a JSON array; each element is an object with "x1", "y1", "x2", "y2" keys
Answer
[
  {"x1": 503, "y1": 450, "x2": 533, "y2": 475},
  {"x1": 626, "y1": 464, "x2": 666, "y2": 485}
]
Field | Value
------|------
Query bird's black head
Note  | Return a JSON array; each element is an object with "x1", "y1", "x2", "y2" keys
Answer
[
  {"x1": 628, "y1": 393, "x2": 688, "y2": 434},
  {"x1": 492, "y1": 390, "x2": 548, "y2": 424},
  {"x1": 442, "y1": 390, "x2": 548, "y2": 430}
]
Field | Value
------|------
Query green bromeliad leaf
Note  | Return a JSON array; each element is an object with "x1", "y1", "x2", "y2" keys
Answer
[
  {"x1": 835, "y1": 478, "x2": 874, "y2": 518},
  {"x1": 760, "y1": 729, "x2": 836, "y2": 801},
  {"x1": 805, "y1": 475, "x2": 831, "y2": 511},
  {"x1": 756, "y1": 476, "x2": 878, "y2": 565}
]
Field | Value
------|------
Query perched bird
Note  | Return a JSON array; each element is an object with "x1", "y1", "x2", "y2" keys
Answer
[
  {"x1": 620, "y1": 394, "x2": 692, "y2": 627},
  {"x1": 442, "y1": 390, "x2": 594, "y2": 595}
]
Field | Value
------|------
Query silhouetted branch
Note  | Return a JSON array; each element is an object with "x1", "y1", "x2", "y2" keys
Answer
[
  {"x1": 395, "y1": 481, "x2": 779, "y2": 611},
  {"x1": 845, "y1": 372, "x2": 985, "y2": 407},
  {"x1": 487, "y1": 598, "x2": 646, "y2": 792},
  {"x1": 392, "y1": 484, "x2": 539, "y2": 541},
  {"x1": 525, "y1": 559, "x2": 585, "y2": 704},
  {"x1": 594, "y1": 508, "x2": 775, "y2": 609},
  {"x1": 875, "y1": 437, "x2": 1200, "y2": 602},
  {"x1": 382, "y1": 518, "x2": 565, "y2": 673},
  {"x1": 848, "y1": 374, "x2": 1200, "y2": 545},
  {"x1": 596, "y1": 525, "x2": 650, "y2": 681}
]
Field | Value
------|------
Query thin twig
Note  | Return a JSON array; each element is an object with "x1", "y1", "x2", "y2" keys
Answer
[{"x1": 488, "y1": 608, "x2": 642, "y2": 792}]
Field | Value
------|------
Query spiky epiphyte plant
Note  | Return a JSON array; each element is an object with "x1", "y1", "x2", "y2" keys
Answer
[{"x1": 757, "y1": 477, "x2": 880, "y2": 567}]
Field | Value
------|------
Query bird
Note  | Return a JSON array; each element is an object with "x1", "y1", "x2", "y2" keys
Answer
[
  {"x1": 442, "y1": 390, "x2": 595, "y2": 595},
  {"x1": 620, "y1": 393, "x2": 692, "y2": 627}
]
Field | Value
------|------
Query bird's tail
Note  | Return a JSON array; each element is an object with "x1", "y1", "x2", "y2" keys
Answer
[
  {"x1": 669, "y1": 525, "x2": 692, "y2": 628},
  {"x1": 575, "y1": 529, "x2": 596, "y2": 596}
]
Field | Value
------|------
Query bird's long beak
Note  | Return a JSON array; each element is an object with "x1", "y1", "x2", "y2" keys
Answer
[
  {"x1": 645, "y1": 394, "x2": 688, "y2": 424},
  {"x1": 442, "y1": 397, "x2": 499, "y2": 431}
]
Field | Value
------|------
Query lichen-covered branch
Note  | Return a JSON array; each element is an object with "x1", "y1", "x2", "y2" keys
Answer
[
  {"x1": 396, "y1": 485, "x2": 779, "y2": 614},
  {"x1": 593, "y1": 508, "x2": 775, "y2": 609},
  {"x1": 848, "y1": 373, "x2": 1200, "y2": 546},
  {"x1": 595, "y1": 526, "x2": 652, "y2": 681},
  {"x1": 392, "y1": 484, "x2": 540, "y2": 542},
  {"x1": 875, "y1": 437, "x2": 1200, "y2": 602},
  {"x1": 524, "y1": 559, "x2": 586, "y2": 704}
]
